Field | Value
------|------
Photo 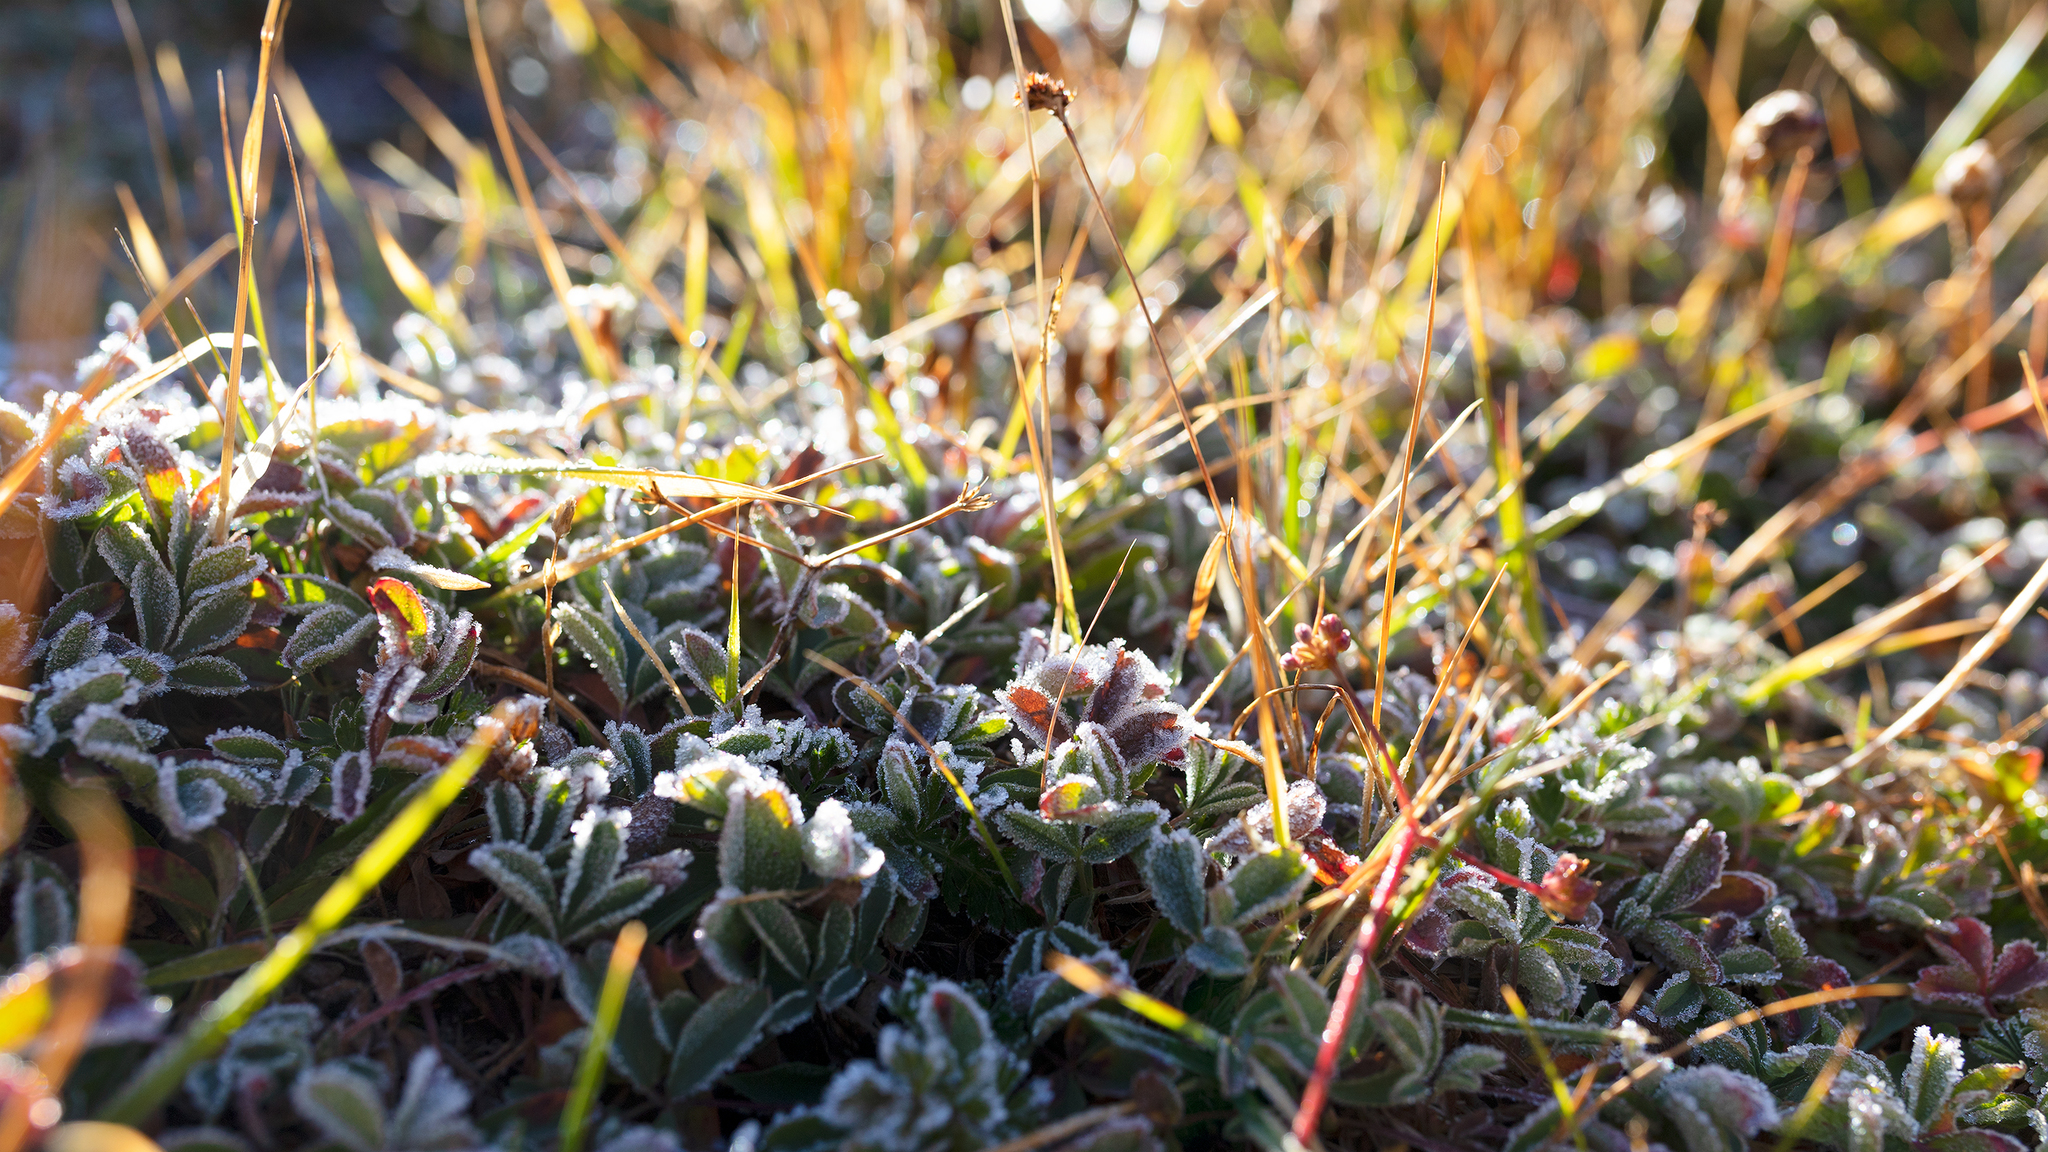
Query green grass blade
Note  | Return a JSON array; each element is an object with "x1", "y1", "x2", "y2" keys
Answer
[
  {"x1": 96, "y1": 703, "x2": 518, "y2": 1125},
  {"x1": 561, "y1": 920, "x2": 646, "y2": 1152}
]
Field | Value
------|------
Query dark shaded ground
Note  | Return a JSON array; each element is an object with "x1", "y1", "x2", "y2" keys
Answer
[{"x1": 0, "y1": 0, "x2": 490, "y2": 382}]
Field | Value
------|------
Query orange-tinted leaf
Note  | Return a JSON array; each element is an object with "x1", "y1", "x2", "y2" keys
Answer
[{"x1": 368, "y1": 576, "x2": 431, "y2": 659}]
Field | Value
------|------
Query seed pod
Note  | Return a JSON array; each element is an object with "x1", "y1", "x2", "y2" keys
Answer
[
  {"x1": 1726, "y1": 90, "x2": 1825, "y2": 182},
  {"x1": 1934, "y1": 139, "x2": 2001, "y2": 210}
]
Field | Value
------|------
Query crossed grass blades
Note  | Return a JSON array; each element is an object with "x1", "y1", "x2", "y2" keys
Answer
[{"x1": 10, "y1": 0, "x2": 2048, "y2": 1149}]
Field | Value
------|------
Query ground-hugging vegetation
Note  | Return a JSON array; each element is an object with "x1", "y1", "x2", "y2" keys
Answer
[{"x1": 10, "y1": 0, "x2": 2048, "y2": 1150}]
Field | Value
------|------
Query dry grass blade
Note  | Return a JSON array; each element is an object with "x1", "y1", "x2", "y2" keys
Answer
[
  {"x1": 504, "y1": 111, "x2": 760, "y2": 431},
  {"x1": 470, "y1": 662, "x2": 606, "y2": 747},
  {"x1": 487, "y1": 454, "x2": 871, "y2": 599},
  {"x1": 1183, "y1": 529, "x2": 1229, "y2": 648},
  {"x1": 462, "y1": 0, "x2": 613, "y2": 403},
  {"x1": 0, "y1": 232, "x2": 237, "y2": 518},
  {"x1": 1373, "y1": 170, "x2": 1449, "y2": 734},
  {"x1": 212, "y1": 0, "x2": 289, "y2": 545},
  {"x1": 601, "y1": 577, "x2": 691, "y2": 716},
  {"x1": 1739, "y1": 541, "x2": 2005, "y2": 705},
  {"x1": 1810, "y1": 548, "x2": 2048, "y2": 789}
]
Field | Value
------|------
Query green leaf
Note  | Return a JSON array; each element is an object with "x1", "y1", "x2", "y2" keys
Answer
[
  {"x1": 291, "y1": 1063, "x2": 386, "y2": 1152},
  {"x1": 1225, "y1": 848, "x2": 1310, "y2": 927},
  {"x1": 131, "y1": 550, "x2": 179, "y2": 652},
  {"x1": 1186, "y1": 925, "x2": 1249, "y2": 975},
  {"x1": 283, "y1": 605, "x2": 375, "y2": 671},
  {"x1": 995, "y1": 806, "x2": 1081, "y2": 863},
  {"x1": 725, "y1": 1062, "x2": 835, "y2": 1107},
  {"x1": 184, "y1": 540, "x2": 262, "y2": 601},
  {"x1": 1138, "y1": 829, "x2": 1209, "y2": 937},
  {"x1": 879, "y1": 740, "x2": 923, "y2": 825},
  {"x1": 172, "y1": 589, "x2": 255, "y2": 659},
  {"x1": 750, "y1": 505, "x2": 807, "y2": 601},
  {"x1": 666, "y1": 982, "x2": 773, "y2": 1099},
  {"x1": 1643, "y1": 820, "x2": 1726, "y2": 916},
  {"x1": 721, "y1": 781, "x2": 805, "y2": 892},
  {"x1": 672, "y1": 627, "x2": 736, "y2": 705},
  {"x1": 815, "y1": 900, "x2": 854, "y2": 977},
  {"x1": 555, "y1": 600, "x2": 625, "y2": 709},
  {"x1": 1903, "y1": 1025, "x2": 1966, "y2": 1131},
  {"x1": 742, "y1": 898, "x2": 813, "y2": 978},
  {"x1": 169, "y1": 656, "x2": 249, "y2": 696},
  {"x1": 469, "y1": 842, "x2": 558, "y2": 938}
]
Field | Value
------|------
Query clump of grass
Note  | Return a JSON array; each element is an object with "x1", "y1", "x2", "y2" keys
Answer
[{"x1": 8, "y1": 2, "x2": 2048, "y2": 1151}]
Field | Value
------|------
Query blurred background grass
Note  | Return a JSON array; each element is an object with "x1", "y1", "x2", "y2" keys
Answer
[
  {"x1": 6, "y1": 0, "x2": 2039, "y2": 376},
  {"x1": 10, "y1": 0, "x2": 2048, "y2": 659}
]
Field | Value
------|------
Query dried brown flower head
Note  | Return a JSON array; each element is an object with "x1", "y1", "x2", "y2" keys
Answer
[
  {"x1": 1018, "y1": 72, "x2": 1072, "y2": 117},
  {"x1": 1726, "y1": 90, "x2": 1825, "y2": 182},
  {"x1": 1935, "y1": 140, "x2": 2002, "y2": 209}
]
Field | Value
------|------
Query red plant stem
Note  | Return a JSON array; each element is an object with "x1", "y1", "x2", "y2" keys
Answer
[
  {"x1": 338, "y1": 961, "x2": 500, "y2": 1042},
  {"x1": 1446, "y1": 847, "x2": 1546, "y2": 900},
  {"x1": 1293, "y1": 819, "x2": 1419, "y2": 1143}
]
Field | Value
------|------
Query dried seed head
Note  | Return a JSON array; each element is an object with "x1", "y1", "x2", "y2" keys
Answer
[
  {"x1": 1935, "y1": 140, "x2": 2002, "y2": 210},
  {"x1": 1727, "y1": 90, "x2": 1824, "y2": 182},
  {"x1": 1019, "y1": 72, "x2": 1072, "y2": 117}
]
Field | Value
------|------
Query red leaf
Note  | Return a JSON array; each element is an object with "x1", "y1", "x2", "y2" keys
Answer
[{"x1": 1914, "y1": 916, "x2": 2048, "y2": 1013}]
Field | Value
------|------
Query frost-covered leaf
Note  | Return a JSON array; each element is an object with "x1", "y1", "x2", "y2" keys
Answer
[
  {"x1": 800, "y1": 798, "x2": 882, "y2": 881},
  {"x1": 556, "y1": 600, "x2": 626, "y2": 708},
  {"x1": 284, "y1": 604, "x2": 376, "y2": 671},
  {"x1": 667, "y1": 982, "x2": 773, "y2": 1099},
  {"x1": 1225, "y1": 848, "x2": 1311, "y2": 927},
  {"x1": 291, "y1": 1063, "x2": 386, "y2": 1152},
  {"x1": 469, "y1": 841, "x2": 558, "y2": 938},
  {"x1": 671, "y1": 627, "x2": 736, "y2": 705},
  {"x1": 1138, "y1": 829, "x2": 1208, "y2": 937},
  {"x1": 1641, "y1": 820, "x2": 1727, "y2": 917},
  {"x1": 721, "y1": 777, "x2": 805, "y2": 893},
  {"x1": 1901, "y1": 1026, "x2": 1966, "y2": 1131},
  {"x1": 387, "y1": 1049, "x2": 478, "y2": 1150},
  {"x1": 1915, "y1": 918, "x2": 2048, "y2": 1014},
  {"x1": 169, "y1": 656, "x2": 249, "y2": 696},
  {"x1": 1657, "y1": 1065, "x2": 1779, "y2": 1152}
]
